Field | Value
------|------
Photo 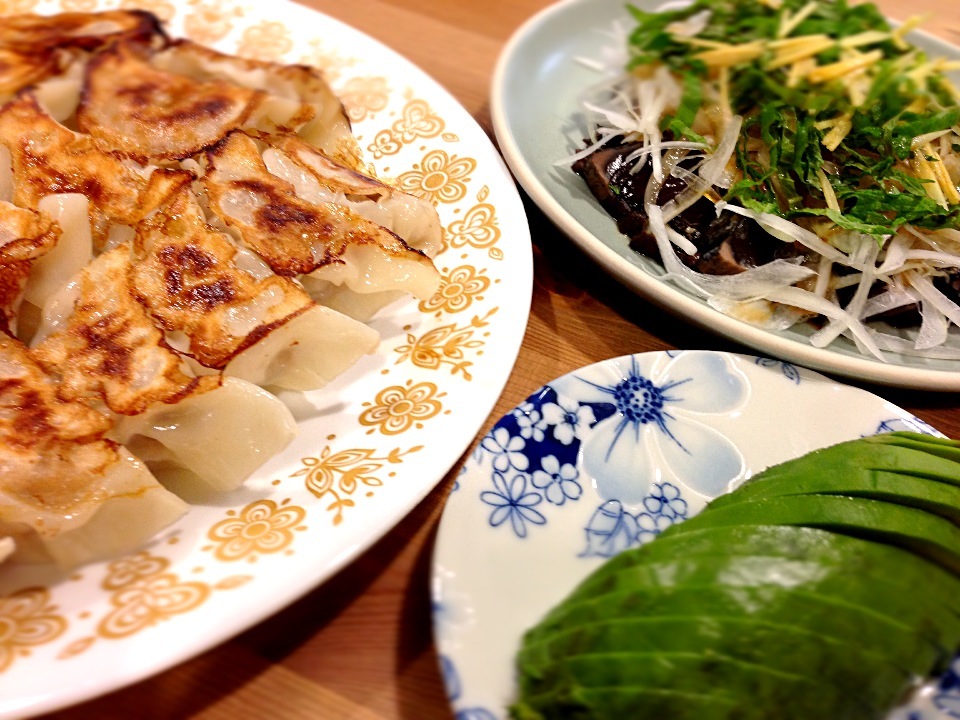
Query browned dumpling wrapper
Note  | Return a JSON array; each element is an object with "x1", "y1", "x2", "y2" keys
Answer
[
  {"x1": 0, "y1": 10, "x2": 164, "y2": 52},
  {"x1": 204, "y1": 131, "x2": 441, "y2": 301},
  {"x1": 0, "y1": 94, "x2": 195, "y2": 246},
  {"x1": 0, "y1": 47, "x2": 61, "y2": 100},
  {"x1": 31, "y1": 243, "x2": 222, "y2": 416},
  {"x1": 0, "y1": 331, "x2": 187, "y2": 568},
  {"x1": 77, "y1": 40, "x2": 260, "y2": 163},
  {"x1": 153, "y1": 39, "x2": 361, "y2": 170},
  {"x1": 132, "y1": 182, "x2": 318, "y2": 368},
  {"x1": 264, "y1": 133, "x2": 444, "y2": 257},
  {"x1": 0, "y1": 10, "x2": 166, "y2": 104},
  {"x1": 0, "y1": 202, "x2": 58, "y2": 333}
]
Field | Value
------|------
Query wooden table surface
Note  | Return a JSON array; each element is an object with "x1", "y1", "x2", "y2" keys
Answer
[{"x1": 46, "y1": 0, "x2": 960, "y2": 718}]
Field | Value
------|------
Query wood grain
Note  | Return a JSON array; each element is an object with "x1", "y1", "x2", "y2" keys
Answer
[{"x1": 43, "y1": 0, "x2": 960, "y2": 718}]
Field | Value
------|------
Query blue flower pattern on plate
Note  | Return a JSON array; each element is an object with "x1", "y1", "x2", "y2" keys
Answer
[
  {"x1": 936, "y1": 660, "x2": 960, "y2": 717},
  {"x1": 439, "y1": 654, "x2": 497, "y2": 720},
  {"x1": 445, "y1": 352, "x2": 959, "y2": 720},
  {"x1": 875, "y1": 415, "x2": 940, "y2": 436},
  {"x1": 480, "y1": 472, "x2": 545, "y2": 538},
  {"x1": 556, "y1": 352, "x2": 747, "y2": 503},
  {"x1": 582, "y1": 482, "x2": 689, "y2": 558},
  {"x1": 754, "y1": 356, "x2": 802, "y2": 384},
  {"x1": 477, "y1": 352, "x2": 745, "y2": 541}
]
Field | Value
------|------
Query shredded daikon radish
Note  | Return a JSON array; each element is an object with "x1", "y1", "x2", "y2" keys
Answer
[{"x1": 566, "y1": 1, "x2": 960, "y2": 362}]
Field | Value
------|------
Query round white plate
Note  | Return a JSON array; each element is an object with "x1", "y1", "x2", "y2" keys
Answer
[
  {"x1": 432, "y1": 349, "x2": 957, "y2": 719},
  {"x1": 0, "y1": 1, "x2": 532, "y2": 716},
  {"x1": 490, "y1": 0, "x2": 960, "y2": 391}
]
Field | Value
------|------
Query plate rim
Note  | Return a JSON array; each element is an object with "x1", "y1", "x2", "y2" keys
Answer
[{"x1": 490, "y1": 0, "x2": 960, "y2": 392}]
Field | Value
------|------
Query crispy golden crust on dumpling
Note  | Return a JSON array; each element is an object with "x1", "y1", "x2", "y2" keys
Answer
[
  {"x1": 77, "y1": 40, "x2": 258, "y2": 162},
  {"x1": 0, "y1": 94, "x2": 146, "y2": 238},
  {"x1": 0, "y1": 94, "x2": 194, "y2": 246},
  {"x1": 0, "y1": 47, "x2": 61, "y2": 99},
  {"x1": 0, "y1": 331, "x2": 119, "y2": 519},
  {"x1": 264, "y1": 133, "x2": 444, "y2": 257},
  {"x1": 153, "y1": 39, "x2": 360, "y2": 169},
  {"x1": 132, "y1": 184, "x2": 315, "y2": 369},
  {"x1": 0, "y1": 10, "x2": 165, "y2": 52},
  {"x1": 269, "y1": 132, "x2": 390, "y2": 197},
  {"x1": 0, "y1": 331, "x2": 187, "y2": 563},
  {"x1": 0, "y1": 202, "x2": 58, "y2": 332},
  {"x1": 31, "y1": 243, "x2": 221, "y2": 416},
  {"x1": 204, "y1": 131, "x2": 440, "y2": 297}
]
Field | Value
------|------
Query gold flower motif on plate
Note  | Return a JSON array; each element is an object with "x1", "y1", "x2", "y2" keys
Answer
[
  {"x1": 395, "y1": 149, "x2": 476, "y2": 205},
  {"x1": 420, "y1": 264, "x2": 490, "y2": 315},
  {"x1": 238, "y1": 20, "x2": 293, "y2": 61},
  {"x1": 206, "y1": 499, "x2": 306, "y2": 563},
  {"x1": 394, "y1": 308, "x2": 497, "y2": 380},
  {"x1": 294, "y1": 445, "x2": 422, "y2": 525},
  {"x1": 359, "y1": 380, "x2": 444, "y2": 435},
  {"x1": 339, "y1": 76, "x2": 390, "y2": 123},
  {"x1": 0, "y1": 588, "x2": 67, "y2": 673}
]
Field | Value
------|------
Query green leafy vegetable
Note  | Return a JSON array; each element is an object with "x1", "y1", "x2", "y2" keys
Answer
[{"x1": 623, "y1": 0, "x2": 960, "y2": 240}]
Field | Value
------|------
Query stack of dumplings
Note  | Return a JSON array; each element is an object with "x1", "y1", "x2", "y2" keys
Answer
[{"x1": 0, "y1": 11, "x2": 443, "y2": 569}]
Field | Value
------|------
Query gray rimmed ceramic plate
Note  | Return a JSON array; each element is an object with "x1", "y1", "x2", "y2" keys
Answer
[{"x1": 491, "y1": 0, "x2": 960, "y2": 391}]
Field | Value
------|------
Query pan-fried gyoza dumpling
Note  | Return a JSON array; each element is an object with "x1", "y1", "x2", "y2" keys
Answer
[
  {"x1": 77, "y1": 38, "x2": 337, "y2": 165},
  {"x1": 264, "y1": 134, "x2": 443, "y2": 257},
  {"x1": 132, "y1": 183, "x2": 379, "y2": 389},
  {"x1": 77, "y1": 40, "x2": 259, "y2": 163},
  {"x1": 0, "y1": 200, "x2": 58, "y2": 334},
  {"x1": 0, "y1": 48, "x2": 60, "y2": 104},
  {"x1": 0, "y1": 10, "x2": 166, "y2": 105},
  {"x1": 110, "y1": 376, "x2": 298, "y2": 493},
  {"x1": 152, "y1": 39, "x2": 361, "y2": 170},
  {"x1": 0, "y1": 332, "x2": 187, "y2": 569},
  {"x1": 0, "y1": 10, "x2": 164, "y2": 52},
  {"x1": 31, "y1": 243, "x2": 299, "y2": 490},
  {"x1": 31, "y1": 244, "x2": 222, "y2": 414},
  {"x1": 0, "y1": 94, "x2": 187, "y2": 247},
  {"x1": 203, "y1": 131, "x2": 441, "y2": 318}
]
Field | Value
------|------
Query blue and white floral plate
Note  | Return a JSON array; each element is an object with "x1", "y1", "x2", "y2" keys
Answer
[{"x1": 431, "y1": 350, "x2": 959, "y2": 719}]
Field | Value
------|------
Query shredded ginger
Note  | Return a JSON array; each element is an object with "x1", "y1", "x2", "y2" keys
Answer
[{"x1": 566, "y1": 0, "x2": 960, "y2": 361}]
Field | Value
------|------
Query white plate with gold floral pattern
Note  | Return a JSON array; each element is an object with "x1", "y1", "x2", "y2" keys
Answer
[{"x1": 0, "y1": 1, "x2": 531, "y2": 716}]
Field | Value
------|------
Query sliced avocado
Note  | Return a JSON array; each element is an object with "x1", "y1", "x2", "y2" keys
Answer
[
  {"x1": 662, "y1": 493, "x2": 960, "y2": 576},
  {"x1": 707, "y1": 468, "x2": 960, "y2": 525},
  {"x1": 511, "y1": 685, "x2": 738, "y2": 720},
  {"x1": 543, "y1": 551, "x2": 960, "y2": 656},
  {"x1": 866, "y1": 431, "x2": 960, "y2": 465},
  {"x1": 747, "y1": 433, "x2": 960, "y2": 487},
  {"x1": 561, "y1": 526, "x2": 960, "y2": 643},
  {"x1": 569, "y1": 524, "x2": 960, "y2": 604},
  {"x1": 569, "y1": 525, "x2": 856, "y2": 592},
  {"x1": 520, "y1": 647, "x2": 907, "y2": 720},
  {"x1": 519, "y1": 582, "x2": 945, "y2": 675},
  {"x1": 521, "y1": 649, "x2": 816, "y2": 709},
  {"x1": 510, "y1": 433, "x2": 960, "y2": 719}
]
